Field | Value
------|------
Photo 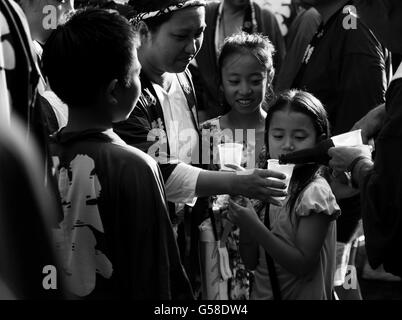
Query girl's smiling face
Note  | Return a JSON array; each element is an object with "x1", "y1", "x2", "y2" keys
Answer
[
  {"x1": 221, "y1": 52, "x2": 268, "y2": 115},
  {"x1": 268, "y1": 107, "x2": 318, "y2": 159}
]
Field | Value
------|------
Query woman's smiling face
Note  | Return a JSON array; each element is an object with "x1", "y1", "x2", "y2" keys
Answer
[{"x1": 142, "y1": 6, "x2": 206, "y2": 74}]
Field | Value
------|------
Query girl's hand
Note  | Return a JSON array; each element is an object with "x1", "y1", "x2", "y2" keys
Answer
[{"x1": 228, "y1": 198, "x2": 260, "y2": 229}]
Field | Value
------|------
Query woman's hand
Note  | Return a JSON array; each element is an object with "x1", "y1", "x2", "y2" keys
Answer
[
  {"x1": 225, "y1": 164, "x2": 287, "y2": 205},
  {"x1": 234, "y1": 168, "x2": 287, "y2": 203},
  {"x1": 196, "y1": 165, "x2": 287, "y2": 203}
]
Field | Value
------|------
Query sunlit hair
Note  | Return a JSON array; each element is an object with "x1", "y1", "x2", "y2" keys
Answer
[
  {"x1": 265, "y1": 89, "x2": 330, "y2": 141},
  {"x1": 42, "y1": 8, "x2": 138, "y2": 107},
  {"x1": 218, "y1": 32, "x2": 276, "y2": 111}
]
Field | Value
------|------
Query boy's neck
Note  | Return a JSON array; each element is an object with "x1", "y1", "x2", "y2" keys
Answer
[
  {"x1": 225, "y1": 107, "x2": 266, "y2": 129},
  {"x1": 64, "y1": 106, "x2": 112, "y2": 133}
]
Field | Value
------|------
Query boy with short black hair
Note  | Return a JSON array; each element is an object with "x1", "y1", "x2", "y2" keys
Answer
[{"x1": 42, "y1": 8, "x2": 193, "y2": 299}]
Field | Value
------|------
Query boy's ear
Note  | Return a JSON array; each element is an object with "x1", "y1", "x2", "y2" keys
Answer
[
  {"x1": 106, "y1": 79, "x2": 119, "y2": 105},
  {"x1": 137, "y1": 21, "x2": 151, "y2": 44}
]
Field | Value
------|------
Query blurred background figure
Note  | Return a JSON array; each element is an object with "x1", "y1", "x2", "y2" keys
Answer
[
  {"x1": 258, "y1": 0, "x2": 300, "y2": 36},
  {"x1": 275, "y1": 5, "x2": 321, "y2": 92},
  {"x1": 1, "y1": 0, "x2": 64, "y2": 299},
  {"x1": 16, "y1": 0, "x2": 75, "y2": 136},
  {"x1": 0, "y1": 117, "x2": 63, "y2": 300},
  {"x1": 328, "y1": 0, "x2": 402, "y2": 283},
  {"x1": 17, "y1": 0, "x2": 74, "y2": 45}
]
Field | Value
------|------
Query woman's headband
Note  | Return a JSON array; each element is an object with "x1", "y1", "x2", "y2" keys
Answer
[{"x1": 132, "y1": 0, "x2": 206, "y2": 23}]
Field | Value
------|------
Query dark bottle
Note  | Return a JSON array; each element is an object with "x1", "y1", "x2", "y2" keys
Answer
[{"x1": 279, "y1": 138, "x2": 335, "y2": 165}]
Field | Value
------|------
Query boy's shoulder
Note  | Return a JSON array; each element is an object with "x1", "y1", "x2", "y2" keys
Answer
[
  {"x1": 52, "y1": 129, "x2": 159, "y2": 174},
  {"x1": 105, "y1": 132, "x2": 159, "y2": 172}
]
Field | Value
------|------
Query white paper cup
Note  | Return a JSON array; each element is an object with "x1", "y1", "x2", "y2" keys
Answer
[
  {"x1": 217, "y1": 143, "x2": 243, "y2": 171},
  {"x1": 331, "y1": 129, "x2": 363, "y2": 147},
  {"x1": 267, "y1": 159, "x2": 295, "y2": 205}
]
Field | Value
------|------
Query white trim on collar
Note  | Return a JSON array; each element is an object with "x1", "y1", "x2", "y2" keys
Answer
[{"x1": 392, "y1": 61, "x2": 402, "y2": 82}]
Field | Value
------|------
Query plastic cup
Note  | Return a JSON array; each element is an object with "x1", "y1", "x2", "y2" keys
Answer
[
  {"x1": 217, "y1": 143, "x2": 243, "y2": 171},
  {"x1": 267, "y1": 159, "x2": 295, "y2": 205},
  {"x1": 331, "y1": 129, "x2": 363, "y2": 147}
]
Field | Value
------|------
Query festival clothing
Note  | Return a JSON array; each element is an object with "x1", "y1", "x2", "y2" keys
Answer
[
  {"x1": 114, "y1": 70, "x2": 204, "y2": 221},
  {"x1": 275, "y1": 7, "x2": 321, "y2": 92},
  {"x1": 356, "y1": 67, "x2": 402, "y2": 277},
  {"x1": 0, "y1": 0, "x2": 38, "y2": 126},
  {"x1": 151, "y1": 75, "x2": 201, "y2": 212},
  {"x1": 33, "y1": 40, "x2": 68, "y2": 135},
  {"x1": 0, "y1": 0, "x2": 64, "y2": 299},
  {"x1": 251, "y1": 176, "x2": 340, "y2": 300},
  {"x1": 0, "y1": 117, "x2": 64, "y2": 299},
  {"x1": 50, "y1": 128, "x2": 193, "y2": 299},
  {"x1": 292, "y1": 3, "x2": 391, "y2": 136},
  {"x1": 113, "y1": 70, "x2": 205, "y2": 296},
  {"x1": 291, "y1": 4, "x2": 392, "y2": 284},
  {"x1": 199, "y1": 116, "x2": 267, "y2": 300}
]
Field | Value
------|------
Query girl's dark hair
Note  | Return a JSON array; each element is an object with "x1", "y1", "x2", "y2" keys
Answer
[
  {"x1": 42, "y1": 8, "x2": 138, "y2": 107},
  {"x1": 217, "y1": 32, "x2": 276, "y2": 112},
  {"x1": 265, "y1": 89, "x2": 331, "y2": 216}
]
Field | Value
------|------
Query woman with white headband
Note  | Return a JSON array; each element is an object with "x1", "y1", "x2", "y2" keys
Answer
[
  {"x1": 116, "y1": 0, "x2": 287, "y2": 223},
  {"x1": 114, "y1": 0, "x2": 288, "y2": 294}
]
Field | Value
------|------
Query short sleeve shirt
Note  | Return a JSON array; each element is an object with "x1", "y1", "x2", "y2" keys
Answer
[{"x1": 252, "y1": 176, "x2": 340, "y2": 300}]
